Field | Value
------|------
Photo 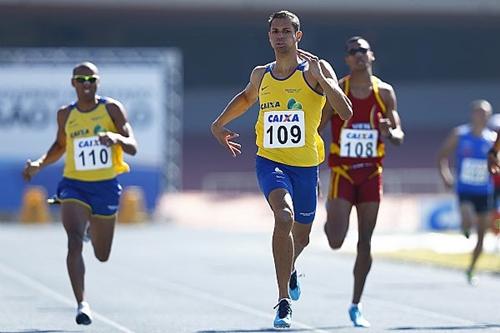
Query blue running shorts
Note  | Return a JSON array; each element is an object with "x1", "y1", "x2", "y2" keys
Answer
[
  {"x1": 57, "y1": 177, "x2": 122, "y2": 217},
  {"x1": 458, "y1": 192, "x2": 494, "y2": 214},
  {"x1": 256, "y1": 156, "x2": 318, "y2": 224}
]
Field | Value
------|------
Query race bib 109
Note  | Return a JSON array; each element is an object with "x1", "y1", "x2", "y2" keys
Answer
[
  {"x1": 263, "y1": 110, "x2": 305, "y2": 148},
  {"x1": 340, "y1": 129, "x2": 378, "y2": 158},
  {"x1": 73, "y1": 136, "x2": 112, "y2": 171}
]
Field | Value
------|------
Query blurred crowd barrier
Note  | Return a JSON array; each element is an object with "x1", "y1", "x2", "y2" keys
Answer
[
  {"x1": 154, "y1": 191, "x2": 464, "y2": 234},
  {"x1": 201, "y1": 168, "x2": 446, "y2": 194}
]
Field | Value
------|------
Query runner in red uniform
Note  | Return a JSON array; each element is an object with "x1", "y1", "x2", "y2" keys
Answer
[{"x1": 320, "y1": 36, "x2": 404, "y2": 327}]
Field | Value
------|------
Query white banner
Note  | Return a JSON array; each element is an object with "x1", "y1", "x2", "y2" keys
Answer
[{"x1": 0, "y1": 64, "x2": 165, "y2": 166}]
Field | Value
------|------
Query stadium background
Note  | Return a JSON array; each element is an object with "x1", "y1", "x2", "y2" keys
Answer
[{"x1": 1, "y1": 0, "x2": 500, "y2": 230}]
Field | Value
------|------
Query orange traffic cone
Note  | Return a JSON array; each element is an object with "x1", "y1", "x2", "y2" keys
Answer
[
  {"x1": 117, "y1": 186, "x2": 148, "y2": 224},
  {"x1": 19, "y1": 186, "x2": 51, "y2": 223}
]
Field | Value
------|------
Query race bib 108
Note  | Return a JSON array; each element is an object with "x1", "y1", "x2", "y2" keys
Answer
[
  {"x1": 73, "y1": 136, "x2": 112, "y2": 171},
  {"x1": 263, "y1": 110, "x2": 305, "y2": 148},
  {"x1": 340, "y1": 129, "x2": 378, "y2": 158}
]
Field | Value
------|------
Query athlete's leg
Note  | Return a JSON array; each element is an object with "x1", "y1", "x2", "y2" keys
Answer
[
  {"x1": 459, "y1": 202, "x2": 475, "y2": 238},
  {"x1": 324, "y1": 198, "x2": 353, "y2": 249},
  {"x1": 89, "y1": 215, "x2": 116, "y2": 262},
  {"x1": 324, "y1": 169, "x2": 354, "y2": 249},
  {"x1": 468, "y1": 211, "x2": 490, "y2": 275},
  {"x1": 352, "y1": 201, "x2": 379, "y2": 304},
  {"x1": 291, "y1": 222, "x2": 312, "y2": 268},
  {"x1": 61, "y1": 201, "x2": 91, "y2": 303},
  {"x1": 268, "y1": 188, "x2": 295, "y2": 300}
]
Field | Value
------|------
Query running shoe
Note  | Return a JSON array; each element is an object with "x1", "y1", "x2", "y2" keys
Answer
[
  {"x1": 289, "y1": 270, "x2": 301, "y2": 301},
  {"x1": 349, "y1": 304, "x2": 370, "y2": 328},
  {"x1": 83, "y1": 223, "x2": 91, "y2": 243},
  {"x1": 466, "y1": 269, "x2": 478, "y2": 286},
  {"x1": 47, "y1": 195, "x2": 61, "y2": 205},
  {"x1": 76, "y1": 301, "x2": 92, "y2": 325},
  {"x1": 273, "y1": 298, "x2": 292, "y2": 329}
]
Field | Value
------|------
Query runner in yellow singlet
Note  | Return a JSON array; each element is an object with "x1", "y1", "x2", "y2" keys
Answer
[
  {"x1": 22, "y1": 62, "x2": 138, "y2": 326},
  {"x1": 211, "y1": 10, "x2": 352, "y2": 329}
]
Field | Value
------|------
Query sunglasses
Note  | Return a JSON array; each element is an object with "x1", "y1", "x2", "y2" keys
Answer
[
  {"x1": 346, "y1": 47, "x2": 369, "y2": 55},
  {"x1": 73, "y1": 75, "x2": 99, "y2": 83}
]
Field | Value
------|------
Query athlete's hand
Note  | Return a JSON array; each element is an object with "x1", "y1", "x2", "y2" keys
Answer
[
  {"x1": 297, "y1": 49, "x2": 324, "y2": 81},
  {"x1": 488, "y1": 152, "x2": 500, "y2": 174},
  {"x1": 22, "y1": 159, "x2": 41, "y2": 182},
  {"x1": 211, "y1": 123, "x2": 241, "y2": 157},
  {"x1": 98, "y1": 131, "x2": 120, "y2": 147},
  {"x1": 379, "y1": 117, "x2": 393, "y2": 138}
]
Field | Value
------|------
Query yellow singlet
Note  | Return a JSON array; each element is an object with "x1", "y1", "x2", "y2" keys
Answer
[
  {"x1": 255, "y1": 62, "x2": 326, "y2": 167},
  {"x1": 63, "y1": 98, "x2": 129, "y2": 181}
]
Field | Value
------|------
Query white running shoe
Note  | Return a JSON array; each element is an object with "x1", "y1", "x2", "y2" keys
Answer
[
  {"x1": 83, "y1": 223, "x2": 91, "y2": 243},
  {"x1": 76, "y1": 301, "x2": 92, "y2": 325}
]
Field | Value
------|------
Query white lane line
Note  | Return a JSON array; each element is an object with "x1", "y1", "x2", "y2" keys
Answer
[
  {"x1": 143, "y1": 275, "x2": 331, "y2": 333},
  {"x1": 304, "y1": 279, "x2": 479, "y2": 326},
  {"x1": 366, "y1": 296, "x2": 477, "y2": 325},
  {"x1": 0, "y1": 261, "x2": 137, "y2": 333}
]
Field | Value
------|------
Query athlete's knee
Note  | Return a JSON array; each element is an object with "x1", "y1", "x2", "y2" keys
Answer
[
  {"x1": 294, "y1": 233, "x2": 310, "y2": 249},
  {"x1": 357, "y1": 239, "x2": 372, "y2": 254},
  {"x1": 67, "y1": 235, "x2": 83, "y2": 254},
  {"x1": 327, "y1": 236, "x2": 345, "y2": 250},
  {"x1": 274, "y1": 207, "x2": 294, "y2": 226},
  {"x1": 324, "y1": 223, "x2": 345, "y2": 249},
  {"x1": 94, "y1": 249, "x2": 111, "y2": 262}
]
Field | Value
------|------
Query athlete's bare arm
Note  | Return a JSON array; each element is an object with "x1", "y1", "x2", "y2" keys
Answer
[
  {"x1": 211, "y1": 65, "x2": 266, "y2": 156},
  {"x1": 22, "y1": 106, "x2": 69, "y2": 181},
  {"x1": 437, "y1": 128, "x2": 459, "y2": 188},
  {"x1": 299, "y1": 49, "x2": 352, "y2": 121},
  {"x1": 488, "y1": 130, "x2": 500, "y2": 173},
  {"x1": 104, "y1": 100, "x2": 138, "y2": 156},
  {"x1": 379, "y1": 82, "x2": 404, "y2": 145},
  {"x1": 318, "y1": 77, "x2": 349, "y2": 132},
  {"x1": 318, "y1": 104, "x2": 334, "y2": 133}
]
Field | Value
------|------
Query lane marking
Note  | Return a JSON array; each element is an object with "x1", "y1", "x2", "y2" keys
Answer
[
  {"x1": 366, "y1": 297, "x2": 477, "y2": 325},
  {"x1": 0, "y1": 261, "x2": 136, "y2": 333},
  {"x1": 303, "y1": 278, "x2": 480, "y2": 326},
  {"x1": 143, "y1": 275, "x2": 331, "y2": 333}
]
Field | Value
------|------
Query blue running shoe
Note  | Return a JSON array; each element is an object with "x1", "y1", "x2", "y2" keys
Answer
[
  {"x1": 289, "y1": 270, "x2": 301, "y2": 301},
  {"x1": 349, "y1": 304, "x2": 370, "y2": 328},
  {"x1": 273, "y1": 298, "x2": 292, "y2": 329}
]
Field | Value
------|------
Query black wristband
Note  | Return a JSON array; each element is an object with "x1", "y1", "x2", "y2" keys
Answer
[{"x1": 488, "y1": 148, "x2": 498, "y2": 156}]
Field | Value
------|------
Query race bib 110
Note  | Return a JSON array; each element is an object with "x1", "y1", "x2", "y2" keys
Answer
[{"x1": 73, "y1": 136, "x2": 112, "y2": 171}]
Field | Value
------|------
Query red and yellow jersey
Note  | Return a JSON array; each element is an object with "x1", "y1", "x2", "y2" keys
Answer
[
  {"x1": 328, "y1": 75, "x2": 387, "y2": 169},
  {"x1": 63, "y1": 98, "x2": 129, "y2": 181},
  {"x1": 255, "y1": 62, "x2": 326, "y2": 167}
]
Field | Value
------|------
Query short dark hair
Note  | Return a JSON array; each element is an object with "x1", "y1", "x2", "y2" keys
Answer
[
  {"x1": 345, "y1": 36, "x2": 370, "y2": 51},
  {"x1": 268, "y1": 10, "x2": 300, "y2": 32}
]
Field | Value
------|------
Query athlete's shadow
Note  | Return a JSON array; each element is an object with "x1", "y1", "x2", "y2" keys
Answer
[
  {"x1": 197, "y1": 326, "x2": 349, "y2": 333},
  {"x1": 388, "y1": 323, "x2": 500, "y2": 331}
]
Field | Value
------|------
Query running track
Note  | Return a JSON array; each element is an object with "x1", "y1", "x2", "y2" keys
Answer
[{"x1": 0, "y1": 223, "x2": 499, "y2": 333}]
